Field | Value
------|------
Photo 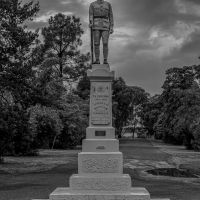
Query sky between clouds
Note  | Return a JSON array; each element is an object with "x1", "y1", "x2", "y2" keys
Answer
[{"x1": 28, "y1": 0, "x2": 200, "y2": 95}]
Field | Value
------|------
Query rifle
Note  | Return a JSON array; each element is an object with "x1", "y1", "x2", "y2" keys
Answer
[{"x1": 90, "y1": 26, "x2": 94, "y2": 65}]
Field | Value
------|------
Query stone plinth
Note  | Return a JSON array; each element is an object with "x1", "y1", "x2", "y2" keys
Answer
[
  {"x1": 87, "y1": 65, "x2": 114, "y2": 132},
  {"x1": 78, "y1": 152, "x2": 123, "y2": 174},
  {"x1": 87, "y1": 64, "x2": 115, "y2": 81},
  {"x1": 86, "y1": 127, "x2": 115, "y2": 139},
  {"x1": 50, "y1": 188, "x2": 151, "y2": 200},
  {"x1": 32, "y1": 64, "x2": 170, "y2": 200},
  {"x1": 69, "y1": 174, "x2": 132, "y2": 191},
  {"x1": 82, "y1": 139, "x2": 119, "y2": 152}
]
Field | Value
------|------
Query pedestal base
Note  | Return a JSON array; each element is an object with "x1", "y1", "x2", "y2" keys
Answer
[
  {"x1": 86, "y1": 127, "x2": 115, "y2": 139},
  {"x1": 78, "y1": 152, "x2": 123, "y2": 174},
  {"x1": 69, "y1": 174, "x2": 131, "y2": 191},
  {"x1": 49, "y1": 187, "x2": 151, "y2": 200},
  {"x1": 82, "y1": 139, "x2": 119, "y2": 152},
  {"x1": 32, "y1": 64, "x2": 170, "y2": 200}
]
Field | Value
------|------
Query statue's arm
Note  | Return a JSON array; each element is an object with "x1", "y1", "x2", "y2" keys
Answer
[{"x1": 89, "y1": 4, "x2": 94, "y2": 26}]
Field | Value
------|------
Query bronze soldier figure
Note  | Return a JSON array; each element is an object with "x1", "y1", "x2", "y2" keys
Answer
[{"x1": 89, "y1": 0, "x2": 114, "y2": 64}]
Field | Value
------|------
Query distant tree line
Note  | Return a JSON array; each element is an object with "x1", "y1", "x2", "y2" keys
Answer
[
  {"x1": 0, "y1": 0, "x2": 90, "y2": 162},
  {"x1": 1, "y1": 0, "x2": 200, "y2": 164},
  {"x1": 112, "y1": 77, "x2": 149, "y2": 137},
  {"x1": 140, "y1": 66, "x2": 200, "y2": 151}
]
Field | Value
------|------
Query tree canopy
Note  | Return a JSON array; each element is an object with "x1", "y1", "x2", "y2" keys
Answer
[
  {"x1": 0, "y1": 0, "x2": 39, "y2": 108},
  {"x1": 41, "y1": 13, "x2": 89, "y2": 80},
  {"x1": 112, "y1": 77, "x2": 149, "y2": 137},
  {"x1": 0, "y1": 0, "x2": 90, "y2": 162},
  {"x1": 141, "y1": 65, "x2": 200, "y2": 150}
]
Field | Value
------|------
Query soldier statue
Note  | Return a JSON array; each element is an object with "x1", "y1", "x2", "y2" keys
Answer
[{"x1": 89, "y1": 0, "x2": 114, "y2": 64}]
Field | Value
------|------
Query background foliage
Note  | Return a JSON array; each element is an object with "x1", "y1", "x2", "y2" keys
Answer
[
  {"x1": 141, "y1": 65, "x2": 200, "y2": 150},
  {"x1": 0, "y1": 0, "x2": 89, "y2": 162},
  {"x1": 1, "y1": 0, "x2": 200, "y2": 164}
]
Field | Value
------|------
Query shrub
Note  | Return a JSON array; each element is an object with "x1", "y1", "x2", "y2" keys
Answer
[
  {"x1": 54, "y1": 93, "x2": 88, "y2": 149},
  {"x1": 28, "y1": 105, "x2": 63, "y2": 149},
  {"x1": 0, "y1": 104, "x2": 38, "y2": 158},
  {"x1": 190, "y1": 122, "x2": 200, "y2": 151}
]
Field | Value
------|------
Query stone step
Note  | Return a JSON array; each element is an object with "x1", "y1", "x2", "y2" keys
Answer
[
  {"x1": 82, "y1": 139, "x2": 119, "y2": 152},
  {"x1": 49, "y1": 187, "x2": 151, "y2": 200},
  {"x1": 78, "y1": 152, "x2": 123, "y2": 174},
  {"x1": 33, "y1": 199, "x2": 170, "y2": 200},
  {"x1": 69, "y1": 174, "x2": 131, "y2": 191}
]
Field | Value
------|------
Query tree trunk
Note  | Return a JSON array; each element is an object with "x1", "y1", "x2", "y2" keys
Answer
[
  {"x1": 132, "y1": 127, "x2": 136, "y2": 139},
  {"x1": 51, "y1": 135, "x2": 57, "y2": 150},
  {"x1": 59, "y1": 60, "x2": 63, "y2": 78}
]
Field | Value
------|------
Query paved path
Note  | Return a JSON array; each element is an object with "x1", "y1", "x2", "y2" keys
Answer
[
  {"x1": 121, "y1": 139, "x2": 200, "y2": 200},
  {"x1": 0, "y1": 139, "x2": 199, "y2": 200}
]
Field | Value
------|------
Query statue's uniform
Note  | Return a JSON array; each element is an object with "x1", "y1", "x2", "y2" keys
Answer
[{"x1": 89, "y1": 0, "x2": 114, "y2": 63}]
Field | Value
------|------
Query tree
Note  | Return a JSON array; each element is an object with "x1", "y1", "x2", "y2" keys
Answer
[
  {"x1": 76, "y1": 75, "x2": 90, "y2": 100},
  {"x1": 55, "y1": 93, "x2": 89, "y2": 149},
  {"x1": 112, "y1": 77, "x2": 129, "y2": 136},
  {"x1": 112, "y1": 77, "x2": 148, "y2": 137},
  {"x1": 153, "y1": 65, "x2": 200, "y2": 150},
  {"x1": 0, "y1": 103, "x2": 38, "y2": 160},
  {"x1": 0, "y1": 104, "x2": 14, "y2": 162},
  {"x1": 0, "y1": 0, "x2": 39, "y2": 108},
  {"x1": 0, "y1": 0, "x2": 40, "y2": 160},
  {"x1": 161, "y1": 66, "x2": 199, "y2": 143},
  {"x1": 127, "y1": 86, "x2": 149, "y2": 137},
  {"x1": 139, "y1": 94, "x2": 163, "y2": 138},
  {"x1": 32, "y1": 57, "x2": 65, "y2": 107},
  {"x1": 28, "y1": 105, "x2": 63, "y2": 149},
  {"x1": 41, "y1": 13, "x2": 89, "y2": 80},
  {"x1": 27, "y1": 12, "x2": 91, "y2": 149},
  {"x1": 27, "y1": 50, "x2": 89, "y2": 149},
  {"x1": 170, "y1": 85, "x2": 200, "y2": 150}
]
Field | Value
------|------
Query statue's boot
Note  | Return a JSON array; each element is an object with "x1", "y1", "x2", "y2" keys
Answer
[
  {"x1": 104, "y1": 59, "x2": 108, "y2": 64},
  {"x1": 94, "y1": 60, "x2": 100, "y2": 64}
]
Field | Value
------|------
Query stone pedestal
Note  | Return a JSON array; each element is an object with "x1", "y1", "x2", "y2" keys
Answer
[
  {"x1": 49, "y1": 64, "x2": 150, "y2": 200},
  {"x1": 33, "y1": 64, "x2": 169, "y2": 200}
]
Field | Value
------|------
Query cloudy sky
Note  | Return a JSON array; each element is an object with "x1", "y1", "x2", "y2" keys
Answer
[{"x1": 28, "y1": 0, "x2": 200, "y2": 95}]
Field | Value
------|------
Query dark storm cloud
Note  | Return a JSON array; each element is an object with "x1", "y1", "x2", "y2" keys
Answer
[
  {"x1": 112, "y1": 0, "x2": 177, "y2": 26},
  {"x1": 113, "y1": 0, "x2": 200, "y2": 38},
  {"x1": 185, "y1": 0, "x2": 200, "y2": 4},
  {"x1": 36, "y1": 0, "x2": 85, "y2": 15},
  {"x1": 27, "y1": 0, "x2": 200, "y2": 94},
  {"x1": 165, "y1": 29, "x2": 200, "y2": 66},
  {"x1": 181, "y1": 31, "x2": 200, "y2": 54}
]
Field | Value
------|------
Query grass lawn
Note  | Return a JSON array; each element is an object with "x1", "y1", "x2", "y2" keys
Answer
[{"x1": 0, "y1": 139, "x2": 199, "y2": 200}]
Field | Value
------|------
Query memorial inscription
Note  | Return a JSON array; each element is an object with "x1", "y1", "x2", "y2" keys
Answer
[
  {"x1": 91, "y1": 82, "x2": 111, "y2": 125},
  {"x1": 96, "y1": 146, "x2": 106, "y2": 150},
  {"x1": 81, "y1": 158, "x2": 119, "y2": 173},
  {"x1": 95, "y1": 131, "x2": 106, "y2": 136}
]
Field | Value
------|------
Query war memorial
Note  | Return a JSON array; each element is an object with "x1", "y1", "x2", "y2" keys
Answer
[{"x1": 33, "y1": 1, "x2": 170, "y2": 200}]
